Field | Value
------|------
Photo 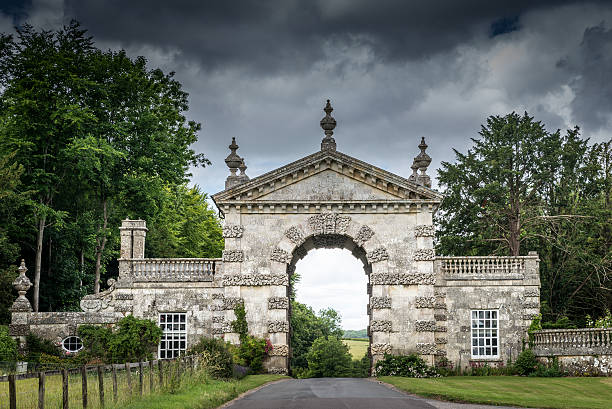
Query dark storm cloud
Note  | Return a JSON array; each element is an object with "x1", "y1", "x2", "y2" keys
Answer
[{"x1": 64, "y1": 0, "x2": 588, "y2": 74}]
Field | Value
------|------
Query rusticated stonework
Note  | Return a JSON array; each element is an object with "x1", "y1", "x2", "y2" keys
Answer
[
  {"x1": 371, "y1": 320, "x2": 392, "y2": 332},
  {"x1": 212, "y1": 322, "x2": 232, "y2": 334},
  {"x1": 370, "y1": 297, "x2": 391, "y2": 309},
  {"x1": 435, "y1": 337, "x2": 448, "y2": 344},
  {"x1": 524, "y1": 288, "x2": 539, "y2": 297},
  {"x1": 222, "y1": 224, "x2": 244, "y2": 238},
  {"x1": 308, "y1": 213, "x2": 351, "y2": 235},
  {"x1": 434, "y1": 314, "x2": 447, "y2": 321},
  {"x1": 270, "y1": 247, "x2": 291, "y2": 263},
  {"x1": 413, "y1": 248, "x2": 436, "y2": 261},
  {"x1": 268, "y1": 297, "x2": 289, "y2": 309},
  {"x1": 269, "y1": 344, "x2": 289, "y2": 356},
  {"x1": 212, "y1": 316, "x2": 225, "y2": 323},
  {"x1": 222, "y1": 250, "x2": 244, "y2": 262},
  {"x1": 415, "y1": 320, "x2": 437, "y2": 332},
  {"x1": 354, "y1": 225, "x2": 375, "y2": 246},
  {"x1": 414, "y1": 225, "x2": 435, "y2": 237},
  {"x1": 223, "y1": 297, "x2": 244, "y2": 310},
  {"x1": 268, "y1": 321, "x2": 289, "y2": 333},
  {"x1": 415, "y1": 296, "x2": 436, "y2": 308},
  {"x1": 268, "y1": 367, "x2": 288, "y2": 375},
  {"x1": 370, "y1": 343, "x2": 392, "y2": 355},
  {"x1": 416, "y1": 343, "x2": 437, "y2": 354},
  {"x1": 435, "y1": 326, "x2": 447, "y2": 332},
  {"x1": 284, "y1": 226, "x2": 304, "y2": 244},
  {"x1": 366, "y1": 247, "x2": 389, "y2": 263},
  {"x1": 312, "y1": 234, "x2": 347, "y2": 249},
  {"x1": 222, "y1": 274, "x2": 289, "y2": 286},
  {"x1": 524, "y1": 302, "x2": 539, "y2": 309},
  {"x1": 370, "y1": 273, "x2": 435, "y2": 285}
]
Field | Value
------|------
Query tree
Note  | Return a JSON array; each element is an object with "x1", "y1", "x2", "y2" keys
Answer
[{"x1": 306, "y1": 336, "x2": 352, "y2": 377}]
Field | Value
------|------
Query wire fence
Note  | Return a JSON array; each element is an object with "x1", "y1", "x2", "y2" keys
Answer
[{"x1": 0, "y1": 356, "x2": 199, "y2": 409}]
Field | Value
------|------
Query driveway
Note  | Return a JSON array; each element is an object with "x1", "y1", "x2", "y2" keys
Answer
[{"x1": 221, "y1": 378, "x2": 526, "y2": 409}]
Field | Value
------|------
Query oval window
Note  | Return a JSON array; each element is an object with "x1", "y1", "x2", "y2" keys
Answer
[{"x1": 61, "y1": 336, "x2": 83, "y2": 353}]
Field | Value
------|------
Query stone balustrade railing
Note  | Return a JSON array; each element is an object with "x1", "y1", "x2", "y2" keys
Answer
[
  {"x1": 532, "y1": 328, "x2": 612, "y2": 356},
  {"x1": 124, "y1": 258, "x2": 220, "y2": 282},
  {"x1": 436, "y1": 255, "x2": 537, "y2": 279}
]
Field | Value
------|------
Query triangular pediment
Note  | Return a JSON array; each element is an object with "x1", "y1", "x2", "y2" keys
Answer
[{"x1": 213, "y1": 149, "x2": 443, "y2": 206}]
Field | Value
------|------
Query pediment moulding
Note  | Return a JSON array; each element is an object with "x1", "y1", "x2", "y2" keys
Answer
[{"x1": 218, "y1": 201, "x2": 437, "y2": 215}]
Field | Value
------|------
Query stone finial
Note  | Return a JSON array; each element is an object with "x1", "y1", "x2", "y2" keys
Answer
[
  {"x1": 412, "y1": 137, "x2": 432, "y2": 188},
  {"x1": 11, "y1": 260, "x2": 32, "y2": 312},
  {"x1": 408, "y1": 162, "x2": 419, "y2": 183},
  {"x1": 238, "y1": 157, "x2": 250, "y2": 183},
  {"x1": 320, "y1": 99, "x2": 337, "y2": 151},
  {"x1": 225, "y1": 137, "x2": 244, "y2": 189}
]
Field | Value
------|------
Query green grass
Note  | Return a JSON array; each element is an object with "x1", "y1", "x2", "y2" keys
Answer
[
  {"x1": 379, "y1": 376, "x2": 612, "y2": 409},
  {"x1": 343, "y1": 339, "x2": 368, "y2": 359}
]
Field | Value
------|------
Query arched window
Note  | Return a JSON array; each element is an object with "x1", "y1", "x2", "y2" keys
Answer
[{"x1": 62, "y1": 336, "x2": 83, "y2": 353}]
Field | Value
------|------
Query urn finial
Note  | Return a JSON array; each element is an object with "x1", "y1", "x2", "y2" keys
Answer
[
  {"x1": 411, "y1": 137, "x2": 432, "y2": 188},
  {"x1": 225, "y1": 137, "x2": 245, "y2": 189},
  {"x1": 11, "y1": 259, "x2": 33, "y2": 312},
  {"x1": 320, "y1": 99, "x2": 337, "y2": 151}
]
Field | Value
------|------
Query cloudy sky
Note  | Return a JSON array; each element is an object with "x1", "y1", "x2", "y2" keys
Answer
[{"x1": 2, "y1": 0, "x2": 612, "y2": 330}]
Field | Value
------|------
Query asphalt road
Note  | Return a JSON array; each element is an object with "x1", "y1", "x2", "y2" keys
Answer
[{"x1": 222, "y1": 378, "x2": 437, "y2": 409}]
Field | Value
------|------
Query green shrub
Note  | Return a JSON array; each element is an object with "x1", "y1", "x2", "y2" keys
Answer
[
  {"x1": 188, "y1": 337, "x2": 233, "y2": 379},
  {"x1": 349, "y1": 355, "x2": 370, "y2": 377},
  {"x1": 532, "y1": 357, "x2": 564, "y2": 377},
  {"x1": 24, "y1": 333, "x2": 62, "y2": 362},
  {"x1": 306, "y1": 336, "x2": 352, "y2": 377},
  {"x1": 374, "y1": 353, "x2": 439, "y2": 378},
  {"x1": 515, "y1": 349, "x2": 538, "y2": 376},
  {"x1": 108, "y1": 315, "x2": 163, "y2": 362},
  {"x1": 0, "y1": 325, "x2": 17, "y2": 361},
  {"x1": 542, "y1": 316, "x2": 577, "y2": 329},
  {"x1": 78, "y1": 324, "x2": 113, "y2": 362},
  {"x1": 237, "y1": 335, "x2": 267, "y2": 373}
]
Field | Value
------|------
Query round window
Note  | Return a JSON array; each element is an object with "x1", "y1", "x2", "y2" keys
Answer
[{"x1": 61, "y1": 336, "x2": 83, "y2": 353}]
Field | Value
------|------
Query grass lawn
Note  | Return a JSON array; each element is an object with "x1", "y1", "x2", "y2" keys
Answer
[
  {"x1": 379, "y1": 376, "x2": 612, "y2": 409},
  {"x1": 109, "y1": 374, "x2": 287, "y2": 409},
  {"x1": 343, "y1": 339, "x2": 368, "y2": 359}
]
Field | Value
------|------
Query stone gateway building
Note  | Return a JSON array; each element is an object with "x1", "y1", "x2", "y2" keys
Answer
[{"x1": 11, "y1": 101, "x2": 542, "y2": 374}]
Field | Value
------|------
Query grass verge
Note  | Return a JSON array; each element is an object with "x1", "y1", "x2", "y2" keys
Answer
[
  {"x1": 109, "y1": 374, "x2": 288, "y2": 409},
  {"x1": 379, "y1": 376, "x2": 612, "y2": 409}
]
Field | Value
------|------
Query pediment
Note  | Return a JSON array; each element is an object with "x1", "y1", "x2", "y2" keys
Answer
[{"x1": 213, "y1": 149, "x2": 443, "y2": 206}]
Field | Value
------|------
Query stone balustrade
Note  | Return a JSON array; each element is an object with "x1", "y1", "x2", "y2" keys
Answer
[
  {"x1": 125, "y1": 258, "x2": 220, "y2": 282},
  {"x1": 436, "y1": 255, "x2": 535, "y2": 279},
  {"x1": 532, "y1": 328, "x2": 612, "y2": 356}
]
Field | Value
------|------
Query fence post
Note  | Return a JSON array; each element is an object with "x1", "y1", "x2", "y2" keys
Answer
[
  {"x1": 38, "y1": 371, "x2": 45, "y2": 409},
  {"x1": 149, "y1": 360, "x2": 154, "y2": 393},
  {"x1": 125, "y1": 362, "x2": 132, "y2": 395},
  {"x1": 8, "y1": 373, "x2": 16, "y2": 409},
  {"x1": 158, "y1": 360, "x2": 163, "y2": 387},
  {"x1": 62, "y1": 369, "x2": 69, "y2": 409},
  {"x1": 81, "y1": 366, "x2": 88, "y2": 409},
  {"x1": 97, "y1": 366, "x2": 104, "y2": 408},
  {"x1": 138, "y1": 361, "x2": 144, "y2": 396},
  {"x1": 112, "y1": 365, "x2": 118, "y2": 403}
]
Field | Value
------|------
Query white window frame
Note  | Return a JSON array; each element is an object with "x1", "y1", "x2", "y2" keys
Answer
[
  {"x1": 158, "y1": 313, "x2": 187, "y2": 359},
  {"x1": 470, "y1": 309, "x2": 499, "y2": 359},
  {"x1": 61, "y1": 336, "x2": 83, "y2": 353}
]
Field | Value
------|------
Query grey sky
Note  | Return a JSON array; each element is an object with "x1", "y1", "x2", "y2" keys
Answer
[{"x1": 3, "y1": 0, "x2": 612, "y2": 329}]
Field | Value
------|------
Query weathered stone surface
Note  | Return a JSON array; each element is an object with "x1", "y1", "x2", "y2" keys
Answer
[
  {"x1": 371, "y1": 343, "x2": 392, "y2": 355},
  {"x1": 354, "y1": 225, "x2": 375, "y2": 247},
  {"x1": 371, "y1": 320, "x2": 392, "y2": 332},
  {"x1": 414, "y1": 249, "x2": 436, "y2": 261},
  {"x1": 414, "y1": 225, "x2": 435, "y2": 237},
  {"x1": 370, "y1": 273, "x2": 435, "y2": 285},
  {"x1": 270, "y1": 247, "x2": 291, "y2": 263},
  {"x1": 415, "y1": 296, "x2": 436, "y2": 308},
  {"x1": 415, "y1": 320, "x2": 437, "y2": 332},
  {"x1": 222, "y1": 224, "x2": 244, "y2": 238},
  {"x1": 435, "y1": 337, "x2": 448, "y2": 344},
  {"x1": 9, "y1": 324, "x2": 29, "y2": 336},
  {"x1": 268, "y1": 297, "x2": 289, "y2": 309},
  {"x1": 435, "y1": 326, "x2": 448, "y2": 332},
  {"x1": 269, "y1": 344, "x2": 289, "y2": 356},
  {"x1": 268, "y1": 367, "x2": 289, "y2": 375},
  {"x1": 524, "y1": 288, "x2": 539, "y2": 297},
  {"x1": 285, "y1": 226, "x2": 305, "y2": 244},
  {"x1": 222, "y1": 274, "x2": 288, "y2": 286},
  {"x1": 212, "y1": 316, "x2": 225, "y2": 323},
  {"x1": 308, "y1": 213, "x2": 351, "y2": 235},
  {"x1": 370, "y1": 297, "x2": 391, "y2": 309},
  {"x1": 222, "y1": 250, "x2": 244, "y2": 262},
  {"x1": 367, "y1": 247, "x2": 389, "y2": 263},
  {"x1": 416, "y1": 343, "x2": 437, "y2": 354},
  {"x1": 312, "y1": 234, "x2": 347, "y2": 249},
  {"x1": 268, "y1": 321, "x2": 289, "y2": 333},
  {"x1": 434, "y1": 314, "x2": 447, "y2": 321}
]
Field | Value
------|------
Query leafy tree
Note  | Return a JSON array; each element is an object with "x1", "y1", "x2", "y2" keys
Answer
[
  {"x1": 0, "y1": 325, "x2": 17, "y2": 361},
  {"x1": 306, "y1": 336, "x2": 352, "y2": 377}
]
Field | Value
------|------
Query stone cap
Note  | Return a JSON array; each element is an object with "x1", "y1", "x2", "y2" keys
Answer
[{"x1": 119, "y1": 219, "x2": 148, "y2": 231}]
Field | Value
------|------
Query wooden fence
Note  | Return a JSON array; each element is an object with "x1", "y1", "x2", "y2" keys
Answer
[{"x1": 0, "y1": 356, "x2": 198, "y2": 409}]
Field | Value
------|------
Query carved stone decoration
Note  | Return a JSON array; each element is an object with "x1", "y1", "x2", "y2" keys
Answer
[
  {"x1": 79, "y1": 279, "x2": 117, "y2": 312},
  {"x1": 416, "y1": 343, "x2": 437, "y2": 354},
  {"x1": 370, "y1": 273, "x2": 435, "y2": 285},
  {"x1": 371, "y1": 320, "x2": 392, "y2": 332},
  {"x1": 370, "y1": 343, "x2": 392, "y2": 355},
  {"x1": 435, "y1": 337, "x2": 448, "y2": 344},
  {"x1": 370, "y1": 297, "x2": 391, "y2": 309},
  {"x1": 268, "y1": 367, "x2": 289, "y2": 375},
  {"x1": 354, "y1": 225, "x2": 375, "y2": 247},
  {"x1": 222, "y1": 250, "x2": 244, "y2": 262},
  {"x1": 414, "y1": 296, "x2": 436, "y2": 308},
  {"x1": 268, "y1": 297, "x2": 289, "y2": 309},
  {"x1": 414, "y1": 225, "x2": 435, "y2": 237},
  {"x1": 285, "y1": 226, "x2": 305, "y2": 244},
  {"x1": 308, "y1": 213, "x2": 351, "y2": 235},
  {"x1": 268, "y1": 321, "x2": 289, "y2": 333},
  {"x1": 413, "y1": 249, "x2": 436, "y2": 261},
  {"x1": 222, "y1": 274, "x2": 289, "y2": 286},
  {"x1": 222, "y1": 224, "x2": 244, "y2": 238},
  {"x1": 415, "y1": 320, "x2": 437, "y2": 332},
  {"x1": 313, "y1": 234, "x2": 347, "y2": 249},
  {"x1": 366, "y1": 247, "x2": 389, "y2": 263},
  {"x1": 269, "y1": 344, "x2": 289, "y2": 356},
  {"x1": 11, "y1": 260, "x2": 33, "y2": 312},
  {"x1": 270, "y1": 247, "x2": 291, "y2": 264}
]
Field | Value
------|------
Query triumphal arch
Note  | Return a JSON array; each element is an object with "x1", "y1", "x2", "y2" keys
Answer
[{"x1": 11, "y1": 101, "x2": 540, "y2": 374}]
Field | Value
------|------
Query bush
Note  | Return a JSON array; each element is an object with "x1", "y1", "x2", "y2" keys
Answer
[
  {"x1": 78, "y1": 325, "x2": 113, "y2": 362},
  {"x1": 0, "y1": 325, "x2": 17, "y2": 361},
  {"x1": 349, "y1": 355, "x2": 370, "y2": 377},
  {"x1": 532, "y1": 357, "x2": 564, "y2": 377},
  {"x1": 24, "y1": 333, "x2": 62, "y2": 363},
  {"x1": 306, "y1": 336, "x2": 352, "y2": 377},
  {"x1": 188, "y1": 337, "x2": 233, "y2": 379},
  {"x1": 237, "y1": 335, "x2": 267, "y2": 373},
  {"x1": 374, "y1": 353, "x2": 438, "y2": 378},
  {"x1": 515, "y1": 349, "x2": 538, "y2": 376}
]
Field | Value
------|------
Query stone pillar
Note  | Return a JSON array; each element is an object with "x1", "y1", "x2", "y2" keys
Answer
[
  {"x1": 119, "y1": 219, "x2": 148, "y2": 259},
  {"x1": 10, "y1": 260, "x2": 32, "y2": 346}
]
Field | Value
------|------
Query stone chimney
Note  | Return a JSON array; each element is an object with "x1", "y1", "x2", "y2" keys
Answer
[{"x1": 119, "y1": 219, "x2": 148, "y2": 259}]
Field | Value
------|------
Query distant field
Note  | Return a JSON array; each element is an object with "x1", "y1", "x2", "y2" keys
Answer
[{"x1": 343, "y1": 339, "x2": 368, "y2": 359}]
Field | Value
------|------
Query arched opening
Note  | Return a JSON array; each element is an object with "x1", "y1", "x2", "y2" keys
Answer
[{"x1": 287, "y1": 234, "x2": 372, "y2": 376}]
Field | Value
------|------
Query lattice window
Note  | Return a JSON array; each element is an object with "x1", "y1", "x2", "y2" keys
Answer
[
  {"x1": 159, "y1": 313, "x2": 187, "y2": 359},
  {"x1": 61, "y1": 336, "x2": 83, "y2": 353},
  {"x1": 471, "y1": 310, "x2": 498, "y2": 358}
]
